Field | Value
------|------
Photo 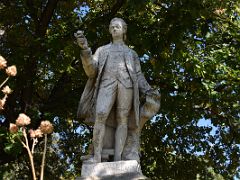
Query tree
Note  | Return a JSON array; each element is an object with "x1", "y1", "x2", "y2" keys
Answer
[{"x1": 0, "y1": 0, "x2": 239, "y2": 179}]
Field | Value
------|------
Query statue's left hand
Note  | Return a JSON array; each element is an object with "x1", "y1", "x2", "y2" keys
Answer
[{"x1": 145, "y1": 88, "x2": 160, "y2": 97}]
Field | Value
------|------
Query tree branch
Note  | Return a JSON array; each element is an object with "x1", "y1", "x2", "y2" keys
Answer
[
  {"x1": 26, "y1": 0, "x2": 39, "y2": 27},
  {"x1": 38, "y1": 0, "x2": 59, "y2": 36}
]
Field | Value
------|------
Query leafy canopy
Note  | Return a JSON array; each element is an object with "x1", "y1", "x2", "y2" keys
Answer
[{"x1": 0, "y1": 0, "x2": 239, "y2": 179}]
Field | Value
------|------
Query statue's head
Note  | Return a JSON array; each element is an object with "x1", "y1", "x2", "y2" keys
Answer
[{"x1": 109, "y1": 17, "x2": 127, "y2": 41}]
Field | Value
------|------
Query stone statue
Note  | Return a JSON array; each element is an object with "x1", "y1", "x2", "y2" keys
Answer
[{"x1": 75, "y1": 18, "x2": 160, "y2": 164}]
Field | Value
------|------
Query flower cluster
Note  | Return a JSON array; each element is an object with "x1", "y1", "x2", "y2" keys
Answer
[
  {"x1": 16, "y1": 113, "x2": 31, "y2": 126},
  {"x1": 2, "y1": 85, "x2": 12, "y2": 94},
  {"x1": 0, "y1": 55, "x2": 16, "y2": 110},
  {"x1": 2, "y1": 54, "x2": 51, "y2": 179},
  {"x1": 6, "y1": 65, "x2": 17, "y2": 77},
  {"x1": 29, "y1": 129, "x2": 43, "y2": 138},
  {"x1": 27, "y1": 121, "x2": 54, "y2": 138},
  {"x1": 8, "y1": 113, "x2": 54, "y2": 180},
  {"x1": 9, "y1": 113, "x2": 54, "y2": 136},
  {"x1": 40, "y1": 120, "x2": 54, "y2": 134},
  {"x1": 0, "y1": 56, "x2": 17, "y2": 76}
]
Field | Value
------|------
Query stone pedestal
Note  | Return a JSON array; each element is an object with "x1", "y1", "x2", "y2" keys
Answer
[{"x1": 76, "y1": 160, "x2": 149, "y2": 180}]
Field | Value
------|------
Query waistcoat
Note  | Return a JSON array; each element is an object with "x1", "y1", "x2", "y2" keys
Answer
[{"x1": 101, "y1": 44, "x2": 133, "y2": 88}]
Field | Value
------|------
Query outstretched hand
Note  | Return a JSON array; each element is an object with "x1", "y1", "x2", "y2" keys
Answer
[{"x1": 74, "y1": 30, "x2": 89, "y2": 49}]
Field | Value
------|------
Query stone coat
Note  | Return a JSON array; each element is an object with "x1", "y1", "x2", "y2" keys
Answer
[{"x1": 77, "y1": 43, "x2": 151, "y2": 129}]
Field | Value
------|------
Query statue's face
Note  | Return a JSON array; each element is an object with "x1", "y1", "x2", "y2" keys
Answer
[{"x1": 109, "y1": 20, "x2": 125, "y2": 39}]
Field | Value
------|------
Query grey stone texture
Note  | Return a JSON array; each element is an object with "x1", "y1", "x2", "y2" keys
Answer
[
  {"x1": 75, "y1": 17, "x2": 160, "y2": 179},
  {"x1": 77, "y1": 160, "x2": 149, "y2": 180}
]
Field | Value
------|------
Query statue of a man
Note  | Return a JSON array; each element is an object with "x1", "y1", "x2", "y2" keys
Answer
[{"x1": 75, "y1": 18, "x2": 160, "y2": 163}]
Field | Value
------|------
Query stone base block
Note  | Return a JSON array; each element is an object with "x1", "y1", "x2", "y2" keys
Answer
[{"x1": 76, "y1": 160, "x2": 149, "y2": 180}]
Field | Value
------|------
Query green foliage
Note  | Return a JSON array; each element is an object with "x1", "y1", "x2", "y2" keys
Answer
[
  {"x1": 4, "y1": 132, "x2": 23, "y2": 155},
  {"x1": 0, "y1": 0, "x2": 239, "y2": 179}
]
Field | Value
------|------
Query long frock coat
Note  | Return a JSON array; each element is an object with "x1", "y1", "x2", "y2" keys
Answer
[{"x1": 77, "y1": 43, "x2": 152, "y2": 130}]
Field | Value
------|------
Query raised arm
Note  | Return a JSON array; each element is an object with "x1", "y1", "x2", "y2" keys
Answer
[{"x1": 75, "y1": 30, "x2": 98, "y2": 78}]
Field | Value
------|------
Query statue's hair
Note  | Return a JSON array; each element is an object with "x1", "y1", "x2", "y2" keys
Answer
[{"x1": 109, "y1": 17, "x2": 127, "y2": 41}]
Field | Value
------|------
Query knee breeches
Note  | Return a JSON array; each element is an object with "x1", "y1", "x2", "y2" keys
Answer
[{"x1": 95, "y1": 81, "x2": 133, "y2": 125}]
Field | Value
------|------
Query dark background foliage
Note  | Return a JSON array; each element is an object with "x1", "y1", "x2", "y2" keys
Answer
[{"x1": 0, "y1": 0, "x2": 239, "y2": 179}]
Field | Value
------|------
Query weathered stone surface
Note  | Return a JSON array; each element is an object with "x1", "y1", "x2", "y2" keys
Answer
[
  {"x1": 76, "y1": 160, "x2": 149, "y2": 180},
  {"x1": 75, "y1": 17, "x2": 160, "y2": 164},
  {"x1": 75, "y1": 17, "x2": 160, "y2": 178},
  {"x1": 81, "y1": 160, "x2": 141, "y2": 177},
  {"x1": 76, "y1": 173, "x2": 149, "y2": 180}
]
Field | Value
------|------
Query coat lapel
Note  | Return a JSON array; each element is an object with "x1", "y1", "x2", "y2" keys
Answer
[{"x1": 124, "y1": 48, "x2": 137, "y2": 82}]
